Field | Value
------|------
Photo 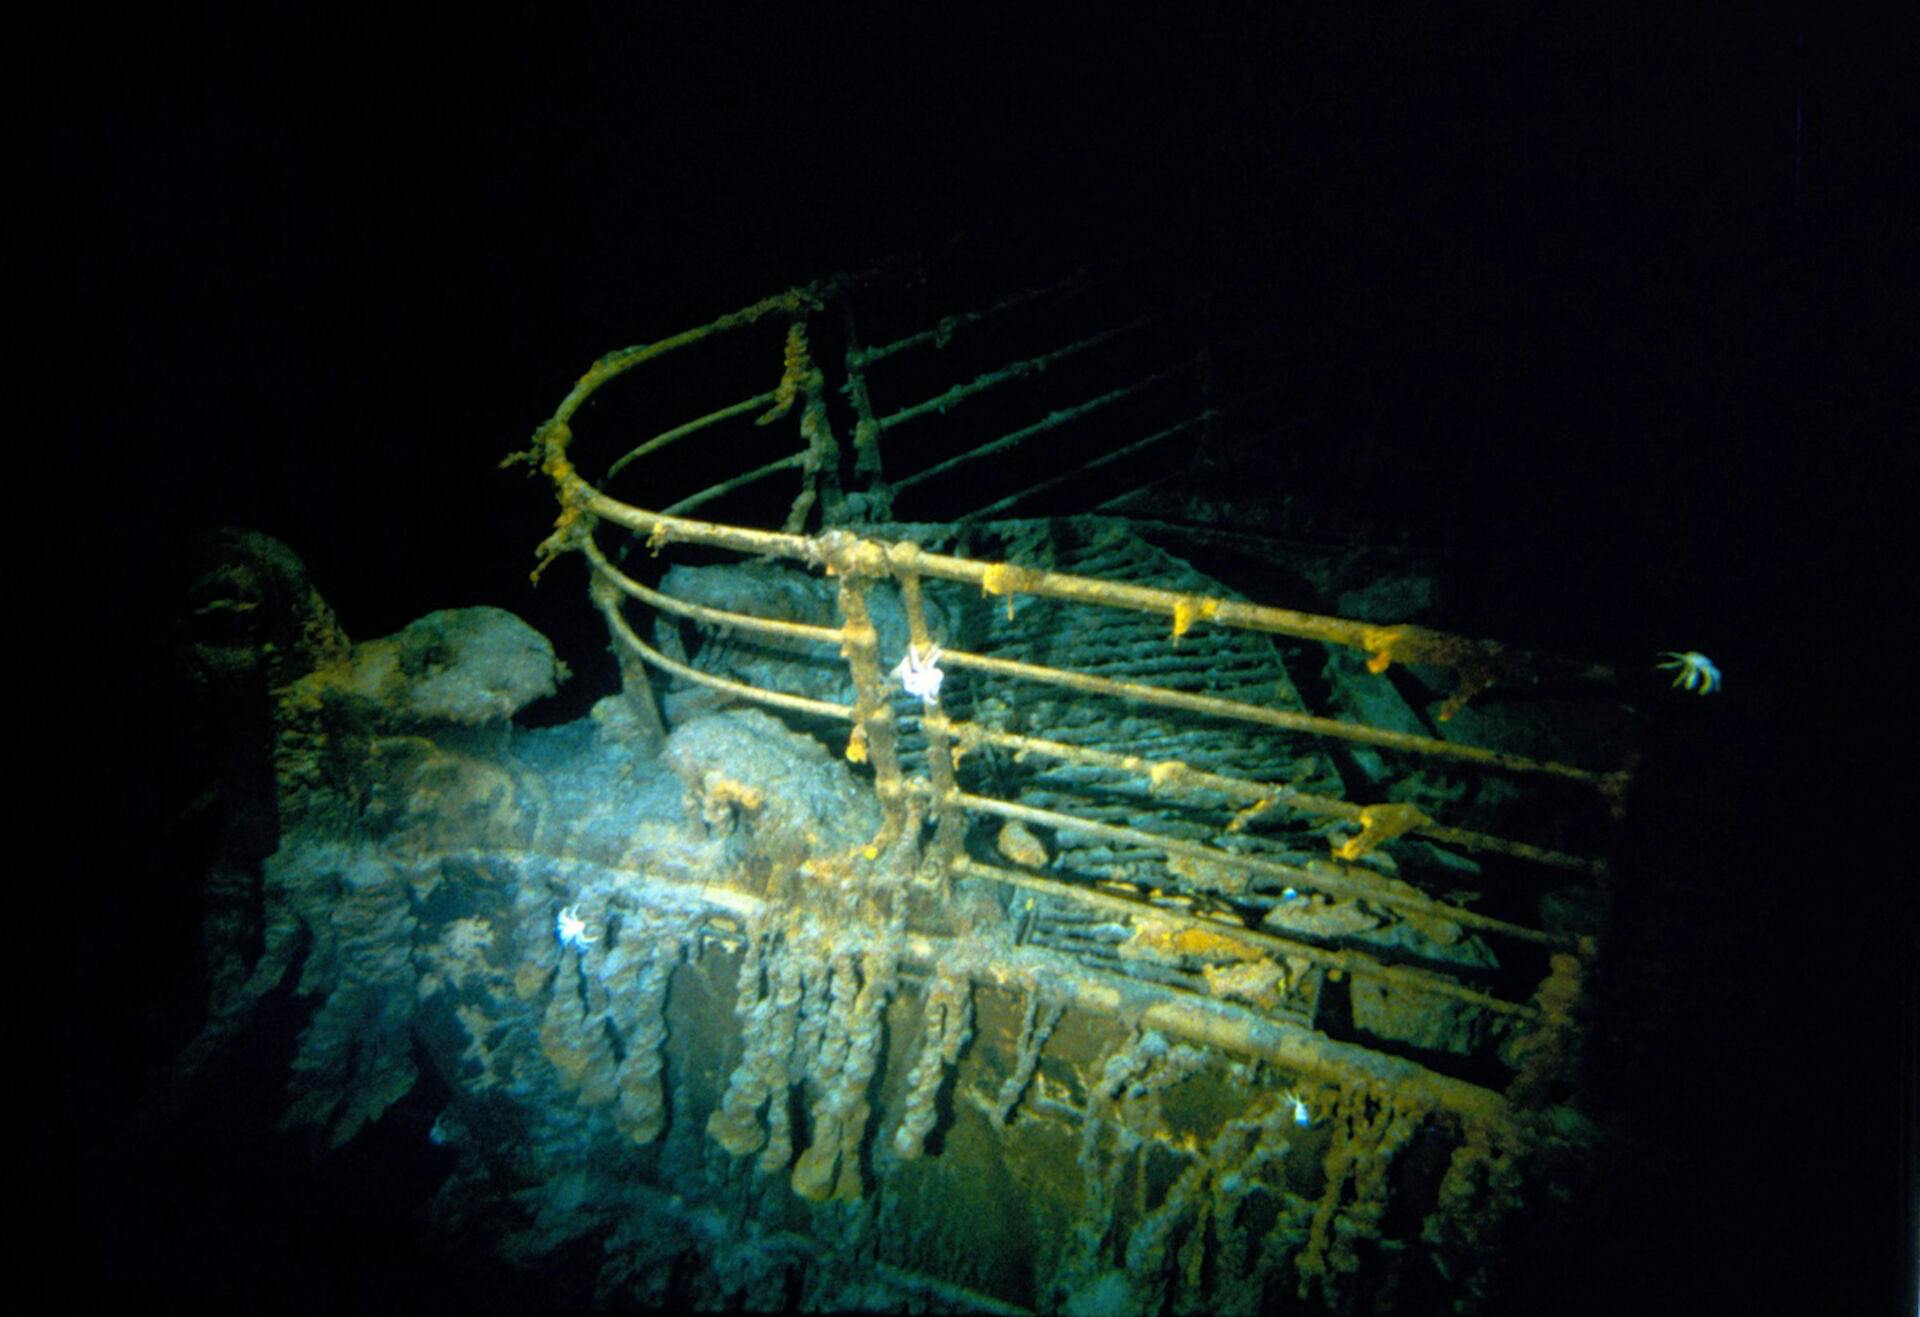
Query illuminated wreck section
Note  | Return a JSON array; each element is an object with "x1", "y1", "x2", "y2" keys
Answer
[{"x1": 199, "y1": 264, "x2": 1635, "y2": 1312}]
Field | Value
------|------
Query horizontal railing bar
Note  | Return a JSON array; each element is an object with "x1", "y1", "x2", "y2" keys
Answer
[
  {"x1": 661, "y1": 450, "x2": 809, "y2": 516},
  {"x1": 583, "y1": 536, "x2": 845, "y2": 649},
  {"x1": 943, "y1": 719, "x2": 1607, "y2": 876},
  {"x1": 591, "y1": 565, "x2": 855, "y2": 723},
  {"x1": 846, "y1": 271, "x2": 1086, "y2": 369},
  {"x1": 952, "y1": 853, "x2": 1542, "y2": 1021},
  {"x1": 960, "y1": 406, "x2": 1216, "y2": 520},
  {"x1": 550, "y1": 285, "x2": 833, "y2": 430},
  {"x1": 945, "y1": 788, "x2": 1570, "y2": 953},
  {"x1": 892, "y1": 369, "x2": 1177, "y2": 492},
  {"x1": 938, "y1": 644, "x2": 1602, "y2": 785},
  {"x1": 904, "y1": 915, "x2": 1514, "y2": 1120},
  {"x1": 877, "y1": 315, "x2": 1159, "y2": 434},
  {"x1": 562, "y1": 495, "x2": 1615, "y2": 787},
  {"x1": 607, "y1": 390, "x2": 780, "y2": 480}
]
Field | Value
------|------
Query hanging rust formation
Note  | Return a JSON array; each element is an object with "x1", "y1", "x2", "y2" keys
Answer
[
  {"x1": 167, "y1": 259, "x2": 1640, "y2": 1313},
  {"x1": 483, "y1": 257, "x2": 1637, "y2": 1307}
]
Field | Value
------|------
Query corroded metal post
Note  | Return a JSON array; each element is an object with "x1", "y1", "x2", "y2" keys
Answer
[
  {"x1": 886, "y1": 541, "x2": 966, "y2": 876},
  {"x1": 818, "y1": 532, "x2": 909, "y2": 852}
]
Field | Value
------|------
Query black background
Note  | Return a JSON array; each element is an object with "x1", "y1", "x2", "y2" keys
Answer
[{"x1": 65, "y1": 8, "x2": 1887, "y2": 669}]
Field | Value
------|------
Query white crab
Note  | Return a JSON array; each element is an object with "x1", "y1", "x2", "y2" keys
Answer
[
  {"x1": 1281, "y1": 1088, "x2": 1315, "y2": 1128},
  {"x1": 1657, "y1": 650, "x2": 1721, "y2": 695},
  {"x1": 891, "y1": 641, "x2": 945, "y2": 704},
  {"x1": 555, "y1": 904, "x2": 598, "y2": 952}
]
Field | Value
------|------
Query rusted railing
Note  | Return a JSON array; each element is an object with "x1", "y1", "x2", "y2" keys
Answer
[{"x1": 506, "y1": 269, "x2": 1631, "y2": 1102}]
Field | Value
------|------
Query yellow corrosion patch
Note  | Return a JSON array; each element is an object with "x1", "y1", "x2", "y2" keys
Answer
[
  {"x1": 1170, "y1": 595, "x2": 1219, "y2": 643},
  {"x1": 1130, "y1": 917, "x2": 1264, "y2": 964},
  {"x1": 979, "y1": 563, "x2": 1038, "y2": 620},
  {"x1": 1147, "y1": 760, "x2": 1187, "y2": 795},
  {"x1": 1361, "y1": 624, "x2": 1407, "y2": 674},
  {"x1": 1203, "y1": 957, "x2": 1288, "y2": 1008},
  {"x1": 1332, "y1": 802, "x2": 1430, "y2": 860}
]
